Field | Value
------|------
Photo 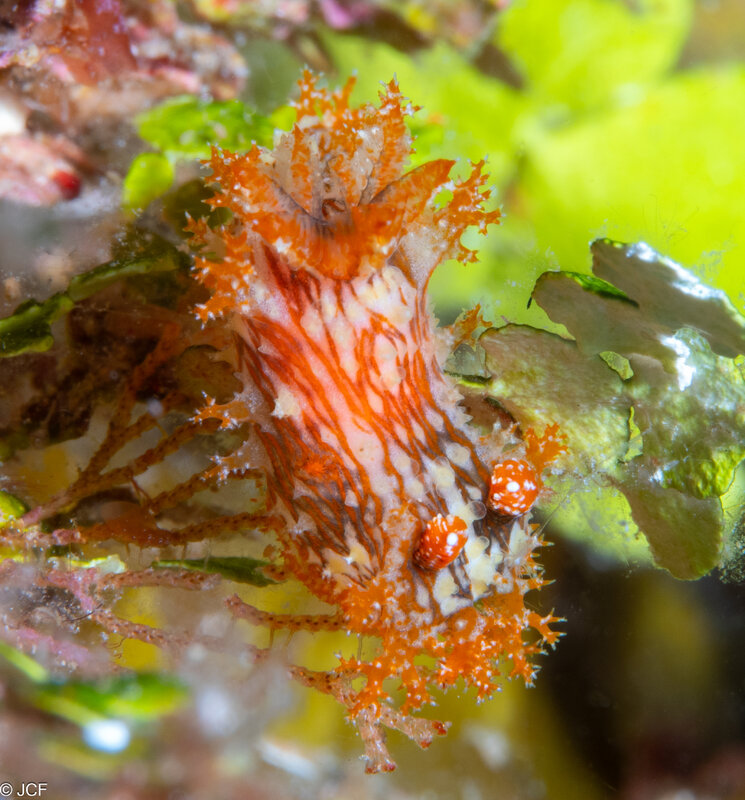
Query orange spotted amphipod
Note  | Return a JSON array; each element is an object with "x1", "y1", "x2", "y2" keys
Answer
[
  {"x1": 489, "y1": 424, "x2": 568, "y2": 518},
  {"x1": 488, "y1": 459, "x2": 540, "y2": 517},
  {"x1": 414, "y1": 514, "x2": 469, "y2": 570}
]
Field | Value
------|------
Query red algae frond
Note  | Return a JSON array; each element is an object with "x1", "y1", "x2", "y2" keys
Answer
[{"x1": 188, "y1": 72, "x2": 560, "y2": 772}]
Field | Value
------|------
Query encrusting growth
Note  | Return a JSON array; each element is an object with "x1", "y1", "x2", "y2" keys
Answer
[{"x1": 6, "y1": 71, "x2": 566, "y2": 773}]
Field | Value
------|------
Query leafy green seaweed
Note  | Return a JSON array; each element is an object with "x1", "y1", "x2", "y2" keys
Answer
[
  {"x1": 623, "y1": 329, "x2": 745, "y2": 499},
  {"x1": 136, "y1": 96, "x2": 274, "y2": 162},
  {"x1": 617, "y1": 477, "x2": 722, "y2": 580},
  {"x1": 461, "y1": 239, "x2": 745, "y2": 579},
  {"x1": 534, "y1": 241, "x2": 745, "y2": 366},
  {"x1": 479, "y1": 324, "x2": 630, "y2": 473},
  {"x1": 0, "y1": 640, "x2": 51, "y2": 683},
  {"x1": 122, "y1": 153, "x2": 175, "y2": 211},
  {"x1": 532, "y1": 269, "x2": 679, "y2": 368},
  {"x1": 122, "y1": 96, "x2": 274, "y2": 211},
  {"x1": 0, "y1": 490, "x2": 28, "y2": 523},
  {"x1": 0, "y1": 237, "x2": 186, "y2": 358},
  {"x1": 32, "y1": 673, "x2": 188, "y2": 726},
  {"x1": 591, "y1": 240, "x2": 745, "y2": 359},
  {"x1": 0, "y1": 643, "x2": 186, "y2": 726},
  {"x1": 0, "y1": 293, "x2": 74, "y2": 356},
  {"x1": 154, "y1": 556, "x2": 279, "y2": 587}
]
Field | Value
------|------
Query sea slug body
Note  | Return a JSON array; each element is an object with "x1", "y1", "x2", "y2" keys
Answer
[{"x1": 190, "y1": 71, "x2": 563, "y2": 771}]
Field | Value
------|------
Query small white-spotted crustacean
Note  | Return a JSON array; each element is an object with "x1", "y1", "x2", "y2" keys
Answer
[
  {"x1": 414, "y1": 514, "x2": 469, "y2": 570},
  {"x1": 488, "y1": 424, "x2": 568, "y2": 518},
  {"x1": 488, "y1": 459, "x2": 540, "y2": 517}
]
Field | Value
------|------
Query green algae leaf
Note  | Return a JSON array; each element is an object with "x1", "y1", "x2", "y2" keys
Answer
[
  {"x1": 525, "y1": 240, "x2": 745, "y2": 578},
  {"x1": 464, "y1": 242, "x2": 744, "y2": 578},
  {"x1": 533, "y1": 240, "x2": 745, "y2": 367},
  {"x1": 0, "y1": 490, "x2": 28, "y2": 522},
  {"x1": 591, "y1": 240, "x2": 745, "y2": 359},
  {"x1": 127, "y1": 97, "x2": 274, "y2": 210},
  {"x1": 136, "y1": 96, "x2": 274, "y2": 162},
  {"x1": 122, "y1": 152, "x2": 175, "y2": 210},
  {"x1": 154, "y1": 556, "x2": 279, "y2": 587},
  {"x1": 0, "y1": 641, "x2": 51, "y2": 684},
  {"x1": 0, "y1": 293, "x2": 74, "y2": 356},
  {"x1": 617, "y1": 472, "x2": 723, "y2": 580},
  {"x1": 532, "y1": 269, "x2": 674, "y2": 363},
  {"x1": 609, "y1": 332, "x2": 744, "y2": 579},
  {"x1": 499, "y1": 0, "x2": 693, "y2": 115},
  {"x1": 532, "y1": 242, "x2": 745, "y2": 504},
  {"x1": 0, "y1": 238, "x2": 186, "y2": 358},
  {"x1": 32, "y1": 673, "x2": 188, "y2": 725},
  {"x1": 478, "y1": 324, "x2": 630, "y2": 474},
  {"x1": 624, "y1": 329, "x2": 745, "y2": 499},
  {"x1": 67, "y1": 238, "x2": 186, "y2": 303},
  {"x1": 1, "y1": 643, "x2": 186, "y2": 722}
]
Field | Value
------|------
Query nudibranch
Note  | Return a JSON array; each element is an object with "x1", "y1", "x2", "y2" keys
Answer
[{"x1": 190, "y1": 71, "x2": 563, "y2": 772}]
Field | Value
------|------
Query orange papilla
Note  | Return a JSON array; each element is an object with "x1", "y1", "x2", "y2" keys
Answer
[
  {"x1": 362, "y1": 78, "x2": 415, "y2": 199},
  {"x1": 202, "y1": 152, "x2": 458, "y2": 284},
  {"x1": 292, "y1": 72, "x2": 412, "y2": 205},
  {"x1": 523, "y1": 422, "x2": 568, "y2": 472},
  {"x1": 293, "y1": 69, "x2": 357, "y2": 123},
  {"x1": 450, "y1": 304, "x2": 494, "y2": 345},
  {"x1": 334, "y1": 561, "x2": 556, "y2": 714},
  {"x1": 434, "y1": 160, "x2": 502, "y2": 265}
]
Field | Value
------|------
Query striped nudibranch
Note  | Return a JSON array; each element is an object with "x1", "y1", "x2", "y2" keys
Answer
[{"x1": 190, "y1": 71, "x2": 563, "y2": 767}]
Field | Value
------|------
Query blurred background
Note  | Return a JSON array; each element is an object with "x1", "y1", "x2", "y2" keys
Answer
[{"x1": 1, "y1": 0, "x2": 745, "y2": 797}]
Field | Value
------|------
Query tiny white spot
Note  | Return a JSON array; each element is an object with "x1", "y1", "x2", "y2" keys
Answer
[{"x1": 83, "y1": 720, "x2": 130, "y2": 753}]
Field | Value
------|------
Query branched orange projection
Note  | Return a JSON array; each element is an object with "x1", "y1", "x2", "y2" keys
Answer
[
  {"x1": 190, "y1": 72, "x2": 563, "y2": 771},
  {"x1": 6, "y1": 72, "x2": 565, "y2": 773}
]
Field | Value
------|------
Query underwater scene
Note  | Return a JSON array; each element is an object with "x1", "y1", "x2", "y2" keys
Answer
[{"x1": 1, "y1": 1, "x2": 745, "y2": 797}]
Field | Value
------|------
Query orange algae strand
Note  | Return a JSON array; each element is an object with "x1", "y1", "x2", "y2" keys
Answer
[{"x1": 192, "y1": 71, "x2": 561, "y2": 772}]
